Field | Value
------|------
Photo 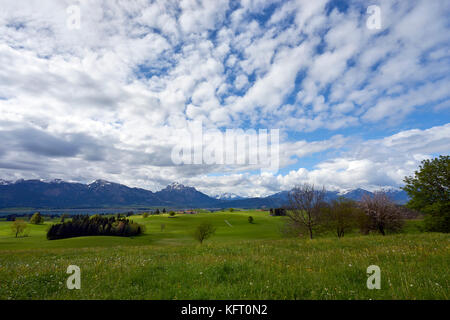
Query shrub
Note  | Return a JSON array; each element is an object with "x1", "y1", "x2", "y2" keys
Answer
[
  {"x1": 248, "y1": 216, "x2": 254, "y2": 224},
  {"x1": 142, "y1": 212, "x2": 149, "y2": 218},
  {"x1": 193, "y1": 222, "x2": 216, "y2": 244},
  {"x1": 169, "y1": 211, "x2": 176, "y2": 217},
  {"x1": 30, "y1": 212, "x2": 44, "y2": 224}
]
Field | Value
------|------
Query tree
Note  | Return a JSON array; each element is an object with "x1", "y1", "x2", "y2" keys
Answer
[
  {"x1": 403, "y1": 155, "x2": 449, "y2": 232},
  {"x1": 324, "y1": 198, "x2": 363, "y2": 238},
  {"x1": 11, "y1": 219, "x2": 27, "y2": 238},
  {"x1": 169, "y1": 211, "x2": 176, "y2": 217},
  {"x1": 286, "y1": 184, "x2": 327, "y2": 239},
  {"x1": 193, "y1": 222, "x2": 216, "y2": 244},
  {"x1": 142, "y1": 212, "x2": 149, "y2": 218},
  {"x1": 248, "y1": 216, "x2": 254, "y2": 224},
  {"x1": 60, "y1": 213, "x2": 69, "y2": 223},
  {"x1": 162, "y1": 208, "x2": 166, "y2": 214},
  {"x1": 272, "y1": 208, "x2": 286, "y2": 216},
  {"x1": 29, "y1": 212, "x2": 44, "y2": 224},
  {"x1": 155, "y1": 209, "x2": 160, "y2": 215},
  {"x1": 360, "y1": 192, "x2": 404, "y2": 235}
]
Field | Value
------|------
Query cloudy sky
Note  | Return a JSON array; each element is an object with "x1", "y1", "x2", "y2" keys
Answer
[{"x1": 0, "y1": 0, "x2": 449, "y2": 197}]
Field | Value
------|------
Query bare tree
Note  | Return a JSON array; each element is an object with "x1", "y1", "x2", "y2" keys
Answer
[
  {"x1": 286, "y1": 183, "x2": 327, "y2": 239},
  {"x1": 360, "y1": 192, "x2": 404, "y2": 235}
]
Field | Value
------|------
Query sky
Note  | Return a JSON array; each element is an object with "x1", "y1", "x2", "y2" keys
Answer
[{"x1": 0, "y1": 0, "x2": 449, "y2": 197}]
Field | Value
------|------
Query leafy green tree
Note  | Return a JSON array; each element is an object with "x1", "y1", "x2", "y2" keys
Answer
[
  {"x1": 30, "y1": 212, "x2": 44, "y2": 224},
  {"x1": 403, "y1": 155, "x2": 449, "y2": 232},
  {"x1": 162, "y1": 208, "x2": 166, "y2": 213},
  {"x1": 193, "y1": 222, "x2": 216, "y2": 244},
  {"x1": 324, "y1": 198, "x2": 364, "y2": 238},
  {"x1": 11, "y1": 219, "x2": 27, "y2": 238}
]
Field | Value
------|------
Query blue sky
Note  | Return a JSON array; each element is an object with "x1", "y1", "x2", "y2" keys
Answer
[{"x1": 0, "y1": 0, "x2": 449, "y2": 197}]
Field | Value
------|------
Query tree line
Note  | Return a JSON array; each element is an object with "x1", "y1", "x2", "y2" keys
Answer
[
  {"x1": 47, "y1": 215, "x2": 144, "y2": 240},
  {"x1": 283, "y1": 185, "x2": 407, "y2": 239},
  {"x1": 283, "y1": 155, "x2": 449, "y2": 238}
]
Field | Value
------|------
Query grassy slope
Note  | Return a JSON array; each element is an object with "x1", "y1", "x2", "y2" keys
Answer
[{"x1": 0, "y1": 211, "x2": 448, "y2": 299}]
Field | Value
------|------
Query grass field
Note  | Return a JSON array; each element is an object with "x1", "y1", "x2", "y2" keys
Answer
[{"x1": 0, "y1": 210, "x2": 448, "y2": 299}]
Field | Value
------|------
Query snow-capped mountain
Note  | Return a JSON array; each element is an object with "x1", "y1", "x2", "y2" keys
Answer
[
  {"x1": 0, "y1": 178, "x2": 410, "y2": 209},
  {"x1": 0, "y1": 179, "x2": 12, "y2": 185},
  {"x1": 155, "y1": 182, "x2": 218, "y2": 207},
  {"x1": 213, "y1": 192, "x2": 245, "y2": 200},
  {"x1": 88, "y1": 179, "x2": 114, "y2": 187}
]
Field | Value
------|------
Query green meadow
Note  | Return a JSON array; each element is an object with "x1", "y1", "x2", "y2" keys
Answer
[{"x1": 0, "y1": 210, "x2": 448, "y2": 299}]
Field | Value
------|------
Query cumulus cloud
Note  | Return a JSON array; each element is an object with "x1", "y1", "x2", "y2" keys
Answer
[{"x1": 0, "y1": 0, "x2": 448, "y2": 196}]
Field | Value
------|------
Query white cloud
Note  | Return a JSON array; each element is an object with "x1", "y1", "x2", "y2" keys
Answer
[{"x1": 0, "y1": 0, "x2": 448, "y2": 197}]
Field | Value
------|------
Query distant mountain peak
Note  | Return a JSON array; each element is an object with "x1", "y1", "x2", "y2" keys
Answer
[
  {"x1": 214, "y1": 192, "x2": 245, "y2": 200},
  {"x1": 0, "y1": 179, "x2": 12, "y2": 185},
  {"x1": 165, "y1": 182, "x2": 190, "y2": 190},
  {"x1": 88, "y1": 179, "x2": 114, "y2": 187},
  {"x1": 46, "y1": 178, "x2": 65, "y2": 184}
]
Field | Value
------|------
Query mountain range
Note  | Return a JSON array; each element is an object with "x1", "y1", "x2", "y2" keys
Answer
[{"x1": 0, "y1": 179, "x2": 410, "y2": 210}]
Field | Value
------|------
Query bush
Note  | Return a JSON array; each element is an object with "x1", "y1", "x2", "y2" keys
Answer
[
  {"x1": 30, "y1": 212, "x2": 44, "y2": 224},
  {"x1": 169, "y1": 211, "x2": 176, "y2": 217},
  {"x1": 47, "y1": 215, "x2": 144, "y2": 240},
  {"x1": 193, "y1": 222, "x2": 216, "y2": 244},
  {"x1": 248, "y1": 216, "x2": 254, "y2": 224},
  {"x1": 142, "y1": 212, "x2": 149, "y2": 218}
]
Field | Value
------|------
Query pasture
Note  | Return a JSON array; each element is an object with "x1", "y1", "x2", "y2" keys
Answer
[{"x1": 0, "y1": 210, "x2": 448, "y2": 299}]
